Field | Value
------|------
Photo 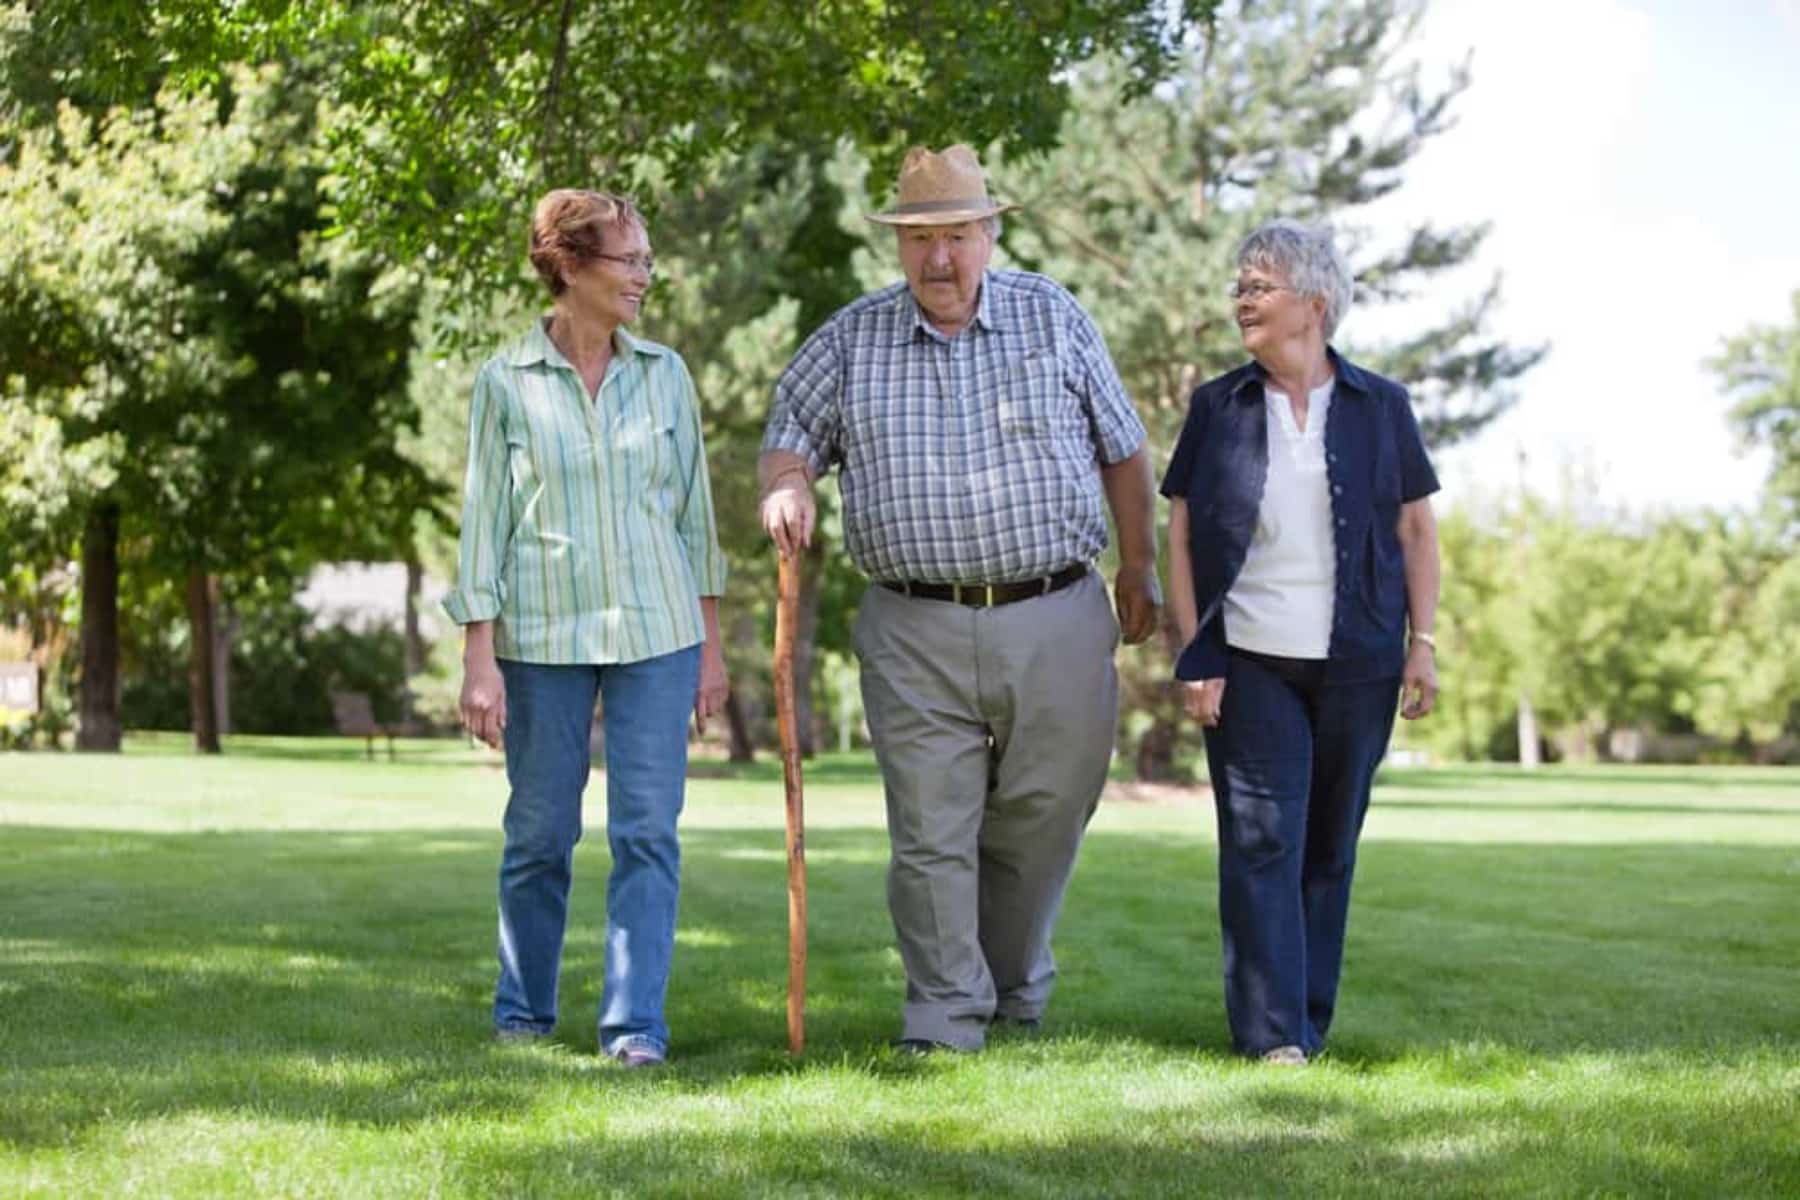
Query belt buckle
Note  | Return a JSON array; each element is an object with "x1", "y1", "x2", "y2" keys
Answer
[{"x1": 953, "y1": 582, "x2": 994, "y2": 607}]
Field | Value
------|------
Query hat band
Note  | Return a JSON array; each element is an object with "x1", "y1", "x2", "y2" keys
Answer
[{"x1": 889, "y1": 196, "x2": 1001, "y2": 215}]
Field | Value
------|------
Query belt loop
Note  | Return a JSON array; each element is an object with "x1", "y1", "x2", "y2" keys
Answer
[{"x1": 984, "y1": 584, "x2": 995, "y2": 607}]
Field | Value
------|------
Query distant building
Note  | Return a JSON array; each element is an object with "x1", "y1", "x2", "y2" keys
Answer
[{"x1": 296, "y1": 562, "x2": 449, "y2": 638}]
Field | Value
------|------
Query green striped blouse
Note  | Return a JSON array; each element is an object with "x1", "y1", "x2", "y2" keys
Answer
[{"x1": 442, "y1": 320, "x2": 728, "y2": 664}]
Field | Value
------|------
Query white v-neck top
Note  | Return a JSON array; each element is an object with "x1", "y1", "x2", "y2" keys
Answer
[{"x1": 1222, "y1": 377, "x2": 1336, "y2": 659}]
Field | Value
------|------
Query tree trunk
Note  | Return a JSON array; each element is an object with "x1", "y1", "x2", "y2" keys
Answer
[
  {"x1": 793, "y1": 539, "x2": 824, "y2": 758},
  {"x1": 211, "y1": 593, "x2": 233, "y2": 736},
  {"x1": 186, "y1": 569, "x2": 221, "y2": 754},
  {"x1": 723, "y1": 690, "x2": 756, "y2": 764},
  {"x1": 1135, "y1": 717, "x2": 1177, "y2": 782},
  {"x1": 1134, "y1": 615, "x2": 1187, "y2": 782},
  {"x1": 75, "y1": 501, "x2": 122, "y2": 752},
  {"x1": 1517, "y1": 690, "x2": 1540, "y2": 769},
  {"x1": 402, "y1": 554, "x2": 424, "y2": 725}
]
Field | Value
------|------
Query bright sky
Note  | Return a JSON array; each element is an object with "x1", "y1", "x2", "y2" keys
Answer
[{"x1": 1363, "y1": 0, "x2": 1800, "y2": 513}]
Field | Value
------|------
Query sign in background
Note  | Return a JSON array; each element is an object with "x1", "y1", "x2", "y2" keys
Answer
[{"x1": 0, "y1": 662, "x2": 40, "y2": 716}]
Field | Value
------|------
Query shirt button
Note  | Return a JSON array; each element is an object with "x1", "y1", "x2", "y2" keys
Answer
[
  {"x1": 1332, "y1": 484, "x2": 1343, "y2": 494},
  {"x1": 1337, "y1": 517, "x2": 1347, "y2": 527}
]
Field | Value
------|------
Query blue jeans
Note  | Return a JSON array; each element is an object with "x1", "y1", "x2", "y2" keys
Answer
[
  {"x1": 492, "y1": 646, "x2": 699, "y2": 1055},
  {"x1": 1203, "y1": 648, "x2": 1400, "y2": 1056}
]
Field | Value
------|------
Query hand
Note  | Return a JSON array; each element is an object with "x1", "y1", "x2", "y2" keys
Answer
[
  {"x1": 1181, "y1": 677, "x2": 1225, "y2": 727},
  {"x1": 1400, "y1": 640, "x2": 1437, "y2": 720},
  {"x1": 695, "y1": 643, "x2": 729, "y2": 735},
  {"x1": 759, "y1": 477, "x2": 815, "y2": 559},
  {"x1": 459, "y1": 657, "x2": 507, "y2": 749},
  {"x1": 1113, "y1": 561, "x2": 1163, "y2": 645}
]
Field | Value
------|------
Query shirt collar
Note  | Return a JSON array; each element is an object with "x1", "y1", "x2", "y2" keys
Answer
[
  {"x1": 893, "y1": 271, "x2": 1003, "y2": 344},
  {"x1": 507, "y1": 318, "x2": 666, "y2": 369},
  {"x1": 1231, "y1": 346, "x2": 1369, "y2": 400}
]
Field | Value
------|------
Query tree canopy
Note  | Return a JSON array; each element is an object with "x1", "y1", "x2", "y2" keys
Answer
[
  {"x1": 1711, "y1": 288, "x2": 1800, "y2": 530},
  {"x1": 1, "y1": 63, "x2": 434, "y2": 748},
  {"x1": 5, "y1": 0, "x2": 1220, "y2": 295}
]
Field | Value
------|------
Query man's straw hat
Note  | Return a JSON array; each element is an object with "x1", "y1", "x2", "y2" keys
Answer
[{"x1": 866, "y1": 144, "x2": 1019, "y2": 227}]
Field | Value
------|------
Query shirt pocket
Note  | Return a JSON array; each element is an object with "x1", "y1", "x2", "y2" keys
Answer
[
  {"x1": 998, "y1": 350, "x2": 1070, "y2": 454},
  {"x1": 612, "y1": 409, "x2": 676, "y2": 496}
]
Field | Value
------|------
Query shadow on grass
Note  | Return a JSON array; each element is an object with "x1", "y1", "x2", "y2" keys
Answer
[
  {"x1": 2, "y1": 823, "x2": 1795, "y2": 1192},
  {"x1": 434, "y1": 1092, "x2": 1795, "y2": 1199}
]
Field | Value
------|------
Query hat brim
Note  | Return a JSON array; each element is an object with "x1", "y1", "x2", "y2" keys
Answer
[{"x1": 866, "y1": 201, "x2": 1020, "y2": 227}]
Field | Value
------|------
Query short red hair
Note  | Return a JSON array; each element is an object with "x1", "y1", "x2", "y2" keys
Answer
[{"x1": 528, "y1": 189, "x2": 644, "y2": 296}]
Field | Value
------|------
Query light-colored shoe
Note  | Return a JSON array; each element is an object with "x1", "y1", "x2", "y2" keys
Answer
[
  {"x1": 1260, "y1": 1044, "x2": 1308, "y2": 1066},
  {"x1": 494, "y1": 1026, "x2": 551, "y2": 1045},
  {"x1": 608, "y1": 1037, "x2": 667, "y2": 1069}
]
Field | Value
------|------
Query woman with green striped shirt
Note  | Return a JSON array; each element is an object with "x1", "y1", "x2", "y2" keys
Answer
[{"x1": 444, "y1": 189, "x2": 730, "y2": 1068}]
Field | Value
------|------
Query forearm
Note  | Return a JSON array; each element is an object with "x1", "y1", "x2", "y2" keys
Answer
[
  {"x1": 462, "y1": 620, "x2": 498, "y2": 667},
  {"x1": 1100, "y1": 448, "x2": 1157, "y2": 569},
  {"x1": 699, "y1": 596, "x2": 723, "y2": 653},
  {"x1": 1398, "y1": 501, "x2": 1440, "y2": 635},
  {"x1": 758, "y1": 449, "x2": 814, "y2": 496},
  {"x1": 1166, "y1": 500, "x2": 1198, "y2": 643}
]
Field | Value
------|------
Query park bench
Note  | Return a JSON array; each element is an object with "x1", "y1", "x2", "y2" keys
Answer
[{"x1": 330, "y1": 689, "x2": 405, "y2": 760}]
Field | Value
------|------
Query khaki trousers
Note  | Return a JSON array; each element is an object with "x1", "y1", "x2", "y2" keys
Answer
[{"x1": 852, "y1": 571, "x2": 1120, "y2": 1049}]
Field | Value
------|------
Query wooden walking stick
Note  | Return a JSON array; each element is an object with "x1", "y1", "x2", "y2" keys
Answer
[{"x1": 773, "y1": 552, "x2": 807, "y2": 1055}]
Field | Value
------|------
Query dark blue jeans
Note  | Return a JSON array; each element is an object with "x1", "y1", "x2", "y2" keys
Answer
[
  {"x1": 492, "y1": 646, "x2": 699, "y2": 1055},
  {"x1": 1202, "y1": 647, "x2": 1400, "y2": 1056}
]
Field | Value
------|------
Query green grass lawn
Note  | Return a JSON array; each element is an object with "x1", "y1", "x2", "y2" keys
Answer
[{"x1": 2, "y1": 738, "x2": 1796, "y2": 1197}]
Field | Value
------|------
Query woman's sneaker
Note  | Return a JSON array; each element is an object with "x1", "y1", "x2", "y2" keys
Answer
[{"x1": 608, "y1": 1036, "x2": 667, "y2": 1068}]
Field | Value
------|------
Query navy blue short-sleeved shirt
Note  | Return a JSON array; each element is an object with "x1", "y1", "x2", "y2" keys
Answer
[{"x1": 1160, "y1": 349, "x2": 1439, "y2": 684}]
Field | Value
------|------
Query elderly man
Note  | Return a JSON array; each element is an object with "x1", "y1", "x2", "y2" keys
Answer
[{"x1": 759, "y1": 144, "x2": 1159, "y2": 1053}]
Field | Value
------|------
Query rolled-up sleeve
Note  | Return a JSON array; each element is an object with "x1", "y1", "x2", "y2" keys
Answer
[
  {"x1": 761, "y1": 323, "x2": 843, "y2": 477},
  {"x1": 673, "y1": 358, "x2": 729, "y2": 597},
  {"x1": 442, "y1": 364, "x2": 512, "y2": 624}
]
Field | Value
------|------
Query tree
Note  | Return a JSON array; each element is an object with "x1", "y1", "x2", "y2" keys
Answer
[
  {"x1": 1686, "y1": 516, "x2": 1800, "y2": 753},
  {"x1": 1414, "y1": 494, "x2": 1800, "y2": 764},
  {"x1": 3, "y1": 85, "x2": 254, "y2": 747},
  {"x1": 1, "y1": 65, "x2": 435, "y2": 751},
  {"x1": 7, "y1": 0, "x2": 1221, "y2": 298},
  {"x1": 1710, "y1": 288, "x2": 1800, "y2": 529}
]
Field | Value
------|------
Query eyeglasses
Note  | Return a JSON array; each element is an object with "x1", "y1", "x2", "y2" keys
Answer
[
  {"x1": 1229, "y1": 281, "x2": 1291, "y2": 302},
  {"x1": 596, "y1": 253, "x2": 657, "y2": 277}
]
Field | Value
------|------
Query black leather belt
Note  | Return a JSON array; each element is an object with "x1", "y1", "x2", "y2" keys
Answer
[{"x1": 880, "y1": 563, "x2": 1088, "y2": 608}]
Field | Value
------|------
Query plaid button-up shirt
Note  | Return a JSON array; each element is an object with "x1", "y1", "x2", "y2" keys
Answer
[
  {"x1": 443, "y1": 320, "x2": 728, "y2": 664},
  {"x1": 762, "y1": 270, "x2": 1145, "y2": 583}
]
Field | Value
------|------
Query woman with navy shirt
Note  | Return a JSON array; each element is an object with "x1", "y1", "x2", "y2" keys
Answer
[{"x1": 1162, "y1": 219, "x2": 1441, "y2": 1065}]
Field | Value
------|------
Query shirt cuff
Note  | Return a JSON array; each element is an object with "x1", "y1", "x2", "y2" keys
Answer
[
  {"x1": 1096, "y1": 420, "x2": 1147, "y2": 467},
  {"x1": 1174, "y1": 617, "x2": 1229, "y2": 681},
  {"x1": 688, "y1": 548, "x2": 729, "y2": 598},
  {"x1": 442, "y1": 584, "x2": 503, "y2": 625},
  {"x1": 761, "y1": 426, "x2": 831, "y2": 481}
]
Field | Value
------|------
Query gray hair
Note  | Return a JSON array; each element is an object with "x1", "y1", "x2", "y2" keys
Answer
[{"x1": 1237, "y1": 219, "x2": 1353, "y2": 339}]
